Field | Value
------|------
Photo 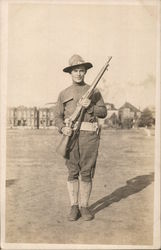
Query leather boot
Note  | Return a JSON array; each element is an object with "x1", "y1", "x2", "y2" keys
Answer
[
  {"x1": 68, "y1": 205, "x2": 81, "y2": 221},
  {"x1": 80, "y1": 206, "x2": 94, "y2": 221}
]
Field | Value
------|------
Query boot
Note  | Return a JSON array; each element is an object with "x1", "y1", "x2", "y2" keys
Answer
[
  {"x1": 68, "y1": 205, "x2": 80, "y2": 221},
  {"x1": 80, "y1": 181, "x2": 94, "y2": 220},
  {"x1": 80, "y1": 206, "x2": 94, "y2": 221},
  {"x1": 67, "y1": 180, "x2": 80, "y2": 221}
]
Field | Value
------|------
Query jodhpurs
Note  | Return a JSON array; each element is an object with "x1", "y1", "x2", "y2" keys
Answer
[{"x1": 66, "y1": 131, "x2": 100, "y2": 182}]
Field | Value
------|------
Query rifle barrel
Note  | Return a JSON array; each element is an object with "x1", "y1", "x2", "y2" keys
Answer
[{"x1": 83, "y1": 56, "x2": 112, "y2": 99}]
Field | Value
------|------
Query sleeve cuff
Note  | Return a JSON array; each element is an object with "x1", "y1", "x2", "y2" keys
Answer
[{"x1": 87, "y1": 105, "x2": 94, "y2": 114}]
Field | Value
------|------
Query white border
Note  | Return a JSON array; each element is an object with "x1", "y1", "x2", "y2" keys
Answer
[
  {"x1": 0, "y1": 0, "x2": 160, "y2": 249},
  {"x1": 153, "y1": 1, "x2": 161, "y2": 249},
  {"x1": 0, "y1": 0, "x2": 8, "y2": 248},
  {"x1": 0, "y1": 243, "x2": 159, "y2": 250},
  {"x1": 0, "y1": 0, "x2": 159, "y2": 6}
]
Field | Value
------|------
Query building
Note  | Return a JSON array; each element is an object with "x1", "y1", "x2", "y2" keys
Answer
[
  {"x1": 119, "y1": 102, "x2": 141, "y2": 128},
  {"x1": 105, "y1": 102, "x2": 119, "y2": 119},
  {"x1": 7, "y1": 102, "x2": 143, "y2": 129},
  {"x1": 103, "y1": 103, "x2": 119, "y2": 128},
  {"x1": 7, "y1": 107, "x2": 16, "y2": 128},
  {"x1": 39, "y1": 103, "x2": 56, "y2": 128},
  {"x1": 7, "y1": 104, "x2": 56, "y2": 129},
  {"x1": 7, "y1": 106, "x2": 38, "y2": 129}
]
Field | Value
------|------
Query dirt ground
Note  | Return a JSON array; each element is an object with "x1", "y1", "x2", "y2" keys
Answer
[{"x1": 5, "y1": 128, "x2": 155, "y2": 245}]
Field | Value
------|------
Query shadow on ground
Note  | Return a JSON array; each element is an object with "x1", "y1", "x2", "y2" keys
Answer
[{"x1": 90, "y1": 172, "x2": 154, "y2": 215}]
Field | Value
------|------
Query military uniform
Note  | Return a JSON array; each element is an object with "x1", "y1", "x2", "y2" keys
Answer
[
  {"x1": 55, "y1": 55, "x2": 107, "y2": 221},
  {"x1": 55, "y1": 83, "x2": 107, "y2": 182}
]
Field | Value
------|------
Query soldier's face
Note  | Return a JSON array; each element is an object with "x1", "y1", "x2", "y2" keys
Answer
[{"x1": 71, "y1": 66, "x2": 86, "y2": 84}]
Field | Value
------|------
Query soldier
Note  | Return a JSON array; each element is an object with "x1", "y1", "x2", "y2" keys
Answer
[{"x1": 55, "y1": 55, "x2": 107, "y2": 221}]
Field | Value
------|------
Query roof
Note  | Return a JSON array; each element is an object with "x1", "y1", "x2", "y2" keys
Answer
[
  {"x1": 105, "y1": 102, "x2": 118, "y2": 110},
  {"x1": 119, "y1": 102, "x2": 141, "y2": 112},
  {"x1": 16, "y1": 106, "x2": 37, "y2": 110}
]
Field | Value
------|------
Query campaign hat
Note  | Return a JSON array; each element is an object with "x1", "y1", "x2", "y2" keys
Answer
[{"x1": 63, "y1": 54, "x2": 93, "y2": 73}]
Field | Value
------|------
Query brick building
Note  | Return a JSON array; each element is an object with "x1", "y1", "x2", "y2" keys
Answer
[
  {"x1": 7, "y1": 106, "x2": 38, "y2": 128},
  {"x1": 7, "y1": 104, "x2": 56, "y2": 129}
]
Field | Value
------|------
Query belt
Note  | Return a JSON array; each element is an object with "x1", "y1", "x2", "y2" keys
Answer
[{"x1": 80, "y1": 122, "x2": 99, "y2": 132}]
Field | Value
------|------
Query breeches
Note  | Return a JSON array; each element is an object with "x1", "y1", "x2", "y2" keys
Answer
[{"x1": 66, "y1": 131, "x2": 100, "y2": 182}]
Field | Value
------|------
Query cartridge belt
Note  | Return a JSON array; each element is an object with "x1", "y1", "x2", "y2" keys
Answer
[{"x1": 80, "y1": 122, "x2": 99, "y2": 132}]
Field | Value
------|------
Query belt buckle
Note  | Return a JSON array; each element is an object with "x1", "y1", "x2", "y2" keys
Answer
[{"x1": 94, "y1": 123, "x2": 99, "y2": 134}]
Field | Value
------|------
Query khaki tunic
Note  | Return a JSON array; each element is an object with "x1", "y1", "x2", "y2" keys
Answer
[{"x1": 55, "y1": 82, "x2": 107, "y2": 182}]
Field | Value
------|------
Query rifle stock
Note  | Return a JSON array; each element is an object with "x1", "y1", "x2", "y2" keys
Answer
[{"x1": 56, "y1": 134, "x2": 70, "y2": 158}]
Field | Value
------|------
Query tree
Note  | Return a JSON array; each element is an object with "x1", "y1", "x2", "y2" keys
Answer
[
  {"x1": 138, "y1": 108, "x2": 154, "y2": 127},
  {"x1": 121, "y1": 118, "x2": 133, "y2": 129}
]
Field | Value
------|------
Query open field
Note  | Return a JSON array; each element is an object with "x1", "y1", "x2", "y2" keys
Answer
[{"x1": 5, "y1": 128, "x2": 155, "y2": 245}]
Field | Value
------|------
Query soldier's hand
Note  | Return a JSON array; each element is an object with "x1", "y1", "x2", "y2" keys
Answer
[
  {"x1": 79, "y1": 98, "x2": 91, "y2": 108},
  {"x1": 61, "y1": 126, "x2": 73, "y2": 136}
]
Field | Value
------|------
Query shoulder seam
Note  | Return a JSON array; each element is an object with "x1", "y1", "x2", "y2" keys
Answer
[{"x1": 59, "y1": 85, "x2": 73, "y2": 95}]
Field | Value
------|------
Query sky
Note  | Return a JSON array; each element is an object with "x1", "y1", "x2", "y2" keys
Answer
[{"x1": 7, "y1": 1, "x2": 158, "y2": 110}]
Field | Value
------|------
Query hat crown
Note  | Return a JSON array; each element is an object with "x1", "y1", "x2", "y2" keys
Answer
[
  {"x1": 63, "y1": 54, "x2": 92, "y2": 72},
  {"x1": 68, "y1": 54, "x2": 85, "y2": 67}
]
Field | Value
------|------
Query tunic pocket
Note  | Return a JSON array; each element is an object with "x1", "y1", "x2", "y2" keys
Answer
[
  {"x1": 62, "y1": 97, "x2": 73, "y2": 104},
  {"x1": 63, "y1": 97, "x2": 76, "y2": 115}
]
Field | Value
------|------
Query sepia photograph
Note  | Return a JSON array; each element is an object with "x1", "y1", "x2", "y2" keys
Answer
[{"x1": 0, "y1": 0, "x2": 160, "y2": 249}]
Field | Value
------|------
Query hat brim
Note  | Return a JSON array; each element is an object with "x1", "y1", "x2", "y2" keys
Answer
[{"x1": 63, "y1": 62, "x2": 93, "y2": 73}]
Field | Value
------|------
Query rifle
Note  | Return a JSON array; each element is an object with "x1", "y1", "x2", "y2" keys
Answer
[{"x1": 56, "y1": 56, "x2": 112, "y2": 158}]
